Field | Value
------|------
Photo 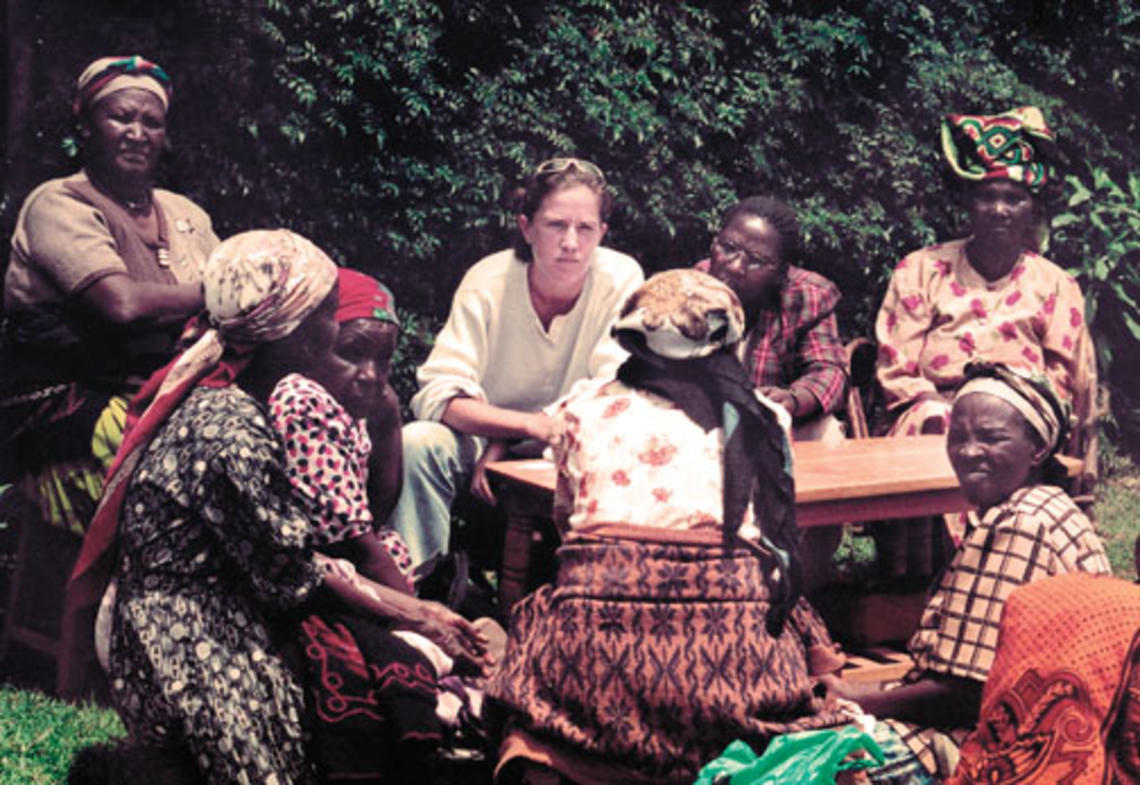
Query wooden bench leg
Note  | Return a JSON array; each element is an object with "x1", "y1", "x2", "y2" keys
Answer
[
  {"x1": 498, "y1": 507, "x2": 539, "y2": 619},
  {"x1": 1, "y1": 482, "x2": 91, "y2": 698},
  {"x1": 496, "y1": 482, "x2": 559, "y2": 621},
  {"x1": 57, "y1": 585, "x2": 102, "y2": 700}
]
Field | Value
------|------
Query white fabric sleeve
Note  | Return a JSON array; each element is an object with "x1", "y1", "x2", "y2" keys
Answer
[
  {"x1": 585, "y1": 260, "x2": 644, "y2": 380},
  {"x1": 410, "y1": 288, "x2": 493, "y2": 421}
]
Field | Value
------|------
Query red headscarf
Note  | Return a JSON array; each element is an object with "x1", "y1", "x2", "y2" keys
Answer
[{"x1": 336, "y1": 268, "x2": 398, "y2": 325}]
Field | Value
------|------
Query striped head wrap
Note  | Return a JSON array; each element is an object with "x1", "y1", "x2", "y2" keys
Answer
[
  {"x1": 336, "y1": 268, "x2": 398, "y2": 326},
  {"x1": 941, "y1": 107, "x2": 1060, "y2": 194},
  {"x1": 74, "y1": 55, "x2": 172, "y2": 116},
  {"x1": 955, "y1": 361, "x2": 1070, "y2": 455}
]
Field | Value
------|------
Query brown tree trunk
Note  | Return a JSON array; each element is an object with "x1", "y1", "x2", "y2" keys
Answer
[{"x1": 5, "y1": 0, "x2": 36, "y2": 202}]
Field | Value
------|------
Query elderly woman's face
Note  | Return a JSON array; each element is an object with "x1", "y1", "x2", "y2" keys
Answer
[
  {"x1": 968, "y1": 180, "x2": 1036, "y2": 252},
  {"x1": 324, "y1": 318, "x2": 398, "y2": 419},
  {"x1": 83, "y1": 87, "x2": 167, "y2": 184},
  {"x1": 947, "y1": 393, "x2": 1044, "y2": 511}
]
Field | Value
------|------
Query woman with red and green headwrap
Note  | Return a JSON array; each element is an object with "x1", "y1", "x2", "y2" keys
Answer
[
  {"x1": 871, "y1": 106, "x2": 1097, "y2": 579},
  {"x1": 1, "y1": 55, "x2": 218, "y2": 533}
]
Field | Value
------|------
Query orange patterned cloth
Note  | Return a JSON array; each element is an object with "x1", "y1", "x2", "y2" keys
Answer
[
  {"x1": 949, "y1": 573, "x2": 1140, "y2": 784},
  {"x1": 488, "y1": 534, "x2": 849, "y2": 783}
]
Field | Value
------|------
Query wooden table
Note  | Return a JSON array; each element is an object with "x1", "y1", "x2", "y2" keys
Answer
[{"x1": 487, "y1": 435, "x2": 1078, "y2": 612}]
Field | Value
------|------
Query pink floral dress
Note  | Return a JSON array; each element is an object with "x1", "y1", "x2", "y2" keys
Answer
[{"x1": 874, "y1": 238, "x2": 1093, "y2": 436}]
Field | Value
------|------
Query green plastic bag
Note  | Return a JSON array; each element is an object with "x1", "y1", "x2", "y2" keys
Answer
[{"x1": 693, "y1": 725, "x2": 885, "y2": 785}]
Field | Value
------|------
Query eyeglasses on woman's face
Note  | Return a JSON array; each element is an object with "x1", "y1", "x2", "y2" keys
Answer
[
  {"x1": 534, "y1": 157, "x2": 606, "y2": 183},
  {"x1": 711, "y1": 234, "x2": 780, "y2": 272}
]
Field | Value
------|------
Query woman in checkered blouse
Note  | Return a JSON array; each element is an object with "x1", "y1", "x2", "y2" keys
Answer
[{"x1": 832, "y1": 362, "x2": 1111, "y2": 784}]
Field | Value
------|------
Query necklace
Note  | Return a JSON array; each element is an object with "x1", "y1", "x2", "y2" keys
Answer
[
  {"x1": 122, "y1": 193, "x2": 152, "y2": 216},
  {"x1": 86, "y1": 170, "x2": 153, "y2": 217}
]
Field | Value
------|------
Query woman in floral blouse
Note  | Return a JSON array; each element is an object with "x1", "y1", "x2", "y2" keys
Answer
[
  {"x1": 876, "y1": 106, "x2": 1094, "y2": 438},
  {"x1": 872, "y1": 106, "x2": 1096, "y2": 578},
  {"x1": 488, "y1": 270, "x2": 850, "y2": 783}
]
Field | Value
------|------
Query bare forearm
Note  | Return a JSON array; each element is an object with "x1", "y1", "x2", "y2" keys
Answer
[
  {"x1": 320, "y1": 536, "x2": 413, "y2": 595},
  {"x1": 366, "y1": 387, "x2": 404, "y2": 523},
  {"x1": 853, "y1": 674, "x2": 982, "y2": 727},
  {"x1": 314, "y1": 553, "x2": 491, "y2": 669},
  {"x1": 80, "y1": 276, "x2": 203, "y2": 326},
  {"x1": 441, "y1": 396, "x2": 553, "y2": 442},
  {"x1": 316, "y1": 553, "x2": 422, "y2": 623}
]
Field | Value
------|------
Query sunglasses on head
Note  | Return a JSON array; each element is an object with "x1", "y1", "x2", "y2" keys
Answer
[{"x1": 534, "y1": 157, "x2": 606, "y2": 182}]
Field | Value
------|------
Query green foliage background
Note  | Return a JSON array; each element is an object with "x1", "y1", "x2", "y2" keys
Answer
[{"x1": 3, "y1": 0, "x2": 1139, "y2": 448}]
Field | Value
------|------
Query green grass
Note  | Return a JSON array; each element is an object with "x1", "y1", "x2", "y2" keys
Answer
[
  {"x1": 0, "y1": 686, "x2": 124, "y2": 785},
  {"x1": 1093, "y1": 470, "x2": 1140, "y2": 578}
]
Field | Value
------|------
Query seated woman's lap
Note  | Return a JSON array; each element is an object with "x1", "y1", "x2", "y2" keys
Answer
[{"x1": 390, "y1": 420, "x2": 486, "y2": 567}]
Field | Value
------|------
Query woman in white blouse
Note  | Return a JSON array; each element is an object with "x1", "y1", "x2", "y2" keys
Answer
[{"x1": 389, "y1": 158, "x2": 643, "y2": 566}]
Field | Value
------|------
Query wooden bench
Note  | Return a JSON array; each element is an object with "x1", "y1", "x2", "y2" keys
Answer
[{"x1": 1, "y1": 482, "x2": 82, "y2": 681}]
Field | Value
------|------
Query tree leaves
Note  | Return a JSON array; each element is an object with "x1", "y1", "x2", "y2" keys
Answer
[{"x1": 5, "y1": 0, "x2": 1140, "y2": 451}]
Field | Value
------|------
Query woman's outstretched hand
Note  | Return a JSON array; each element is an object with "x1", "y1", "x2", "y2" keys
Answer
[
  {"x1": 315, "y1": 553, "x2": 493, "y2": 674},
  {"x1": 409, "y1": 600, "x2": 493, "y2": 674}
]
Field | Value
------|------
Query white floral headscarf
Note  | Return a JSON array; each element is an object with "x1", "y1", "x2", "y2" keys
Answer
[
  {"x1": 612, "y1": 268, "x2": 745, "y2": 360},
  {"x1": 205, "y1": 229, "x2": 338, "y2": 344}
]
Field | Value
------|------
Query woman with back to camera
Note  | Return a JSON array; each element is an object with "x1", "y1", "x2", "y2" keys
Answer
[
  {"x1": 1, "y1": 55, "x2": 217, "y2": 533},
  {"x1": 390, "y1": 157, "x2": 643, "y2": 567},
  {"x1": 488, "y1": 270, "x2": 852, "y2": 784}
]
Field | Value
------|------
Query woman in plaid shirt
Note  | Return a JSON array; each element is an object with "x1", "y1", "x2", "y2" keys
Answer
[
  {"x1": 831, "y1": 362, "x2": 1111, "y2": 784},
  {"x1": 696, "y1": 195, "x2": 848, "y2": 591},
  {"x1": 695, "y1": 195, "x2": 847, "y2": 438}
]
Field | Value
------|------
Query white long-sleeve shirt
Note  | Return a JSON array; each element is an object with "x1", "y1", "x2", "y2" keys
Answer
[{"x1": 411, "y1": 247, "x2": 644, "y2": 422}]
